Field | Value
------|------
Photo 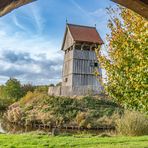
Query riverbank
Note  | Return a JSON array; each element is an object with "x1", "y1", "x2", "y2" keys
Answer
[
  {"x1": 5, "y1": 93, "x2": 123, "y2": 129},
  {"x1": 0, "y1": 133, "x2": 148, "y2": 148}
]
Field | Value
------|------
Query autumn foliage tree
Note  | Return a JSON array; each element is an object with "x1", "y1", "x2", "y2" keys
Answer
[{"x1": 96, "y1": 7, "x2": 148, "y2": 112}]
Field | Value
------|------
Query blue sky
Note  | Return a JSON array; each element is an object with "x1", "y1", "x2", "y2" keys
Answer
[{"x1": 0, "y1": 0, "x2": 116, "y2": 85}]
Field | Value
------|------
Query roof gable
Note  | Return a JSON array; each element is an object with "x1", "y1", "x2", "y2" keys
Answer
[
  {"x1": 68, "y1": 24, "x2": 104, "y2": 44},
  {"x1": 61, "y1": 25, "x2": 74, "y2": 51},
  {"x1": 61, "y1": 24, "x2": 104, "y2": 50}
]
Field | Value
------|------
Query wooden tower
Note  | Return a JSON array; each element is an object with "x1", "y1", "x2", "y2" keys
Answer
[{"x1": 61, "y1": 24, "x2": 104, "y2": 96}]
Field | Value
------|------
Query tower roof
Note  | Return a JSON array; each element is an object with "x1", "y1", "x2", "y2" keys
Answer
[
  {"x1": 61, "y1": 24, "x2": 104, "y2": 50},
  {"x1": 67, "y1": 24, "x2": 104, "y2": 44}
]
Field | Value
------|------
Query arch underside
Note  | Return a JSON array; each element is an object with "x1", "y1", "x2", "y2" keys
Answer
[
  {"x1": 0, "y1": 0, "x2": 35, "y2": 17},
  {"x1": 112, "y1": 0, "x2": 148, "y2": 19}
]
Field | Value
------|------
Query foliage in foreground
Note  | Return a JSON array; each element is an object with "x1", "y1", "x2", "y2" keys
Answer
[
  {"x1": 97, "y1": 7, "x2": 148, "y2": 112},
  {"x1": 5, "y1": 92, "x2": 122, "y2": 129},
  {"x1": 0, "y1": 133, "x2": 148, "y2": 148},
  {"x1": 4, "y1": 92, "x2": 148, "y2": 136}
]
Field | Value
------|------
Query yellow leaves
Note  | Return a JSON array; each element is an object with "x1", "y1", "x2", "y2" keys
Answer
[{"x1": 96, "y1": 6, "x2": 148, "y2": 112}]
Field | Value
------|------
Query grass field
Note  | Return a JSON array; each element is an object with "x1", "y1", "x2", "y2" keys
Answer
[{"x1": 0, "y1": 134, "x2": 148, "y2": 148}]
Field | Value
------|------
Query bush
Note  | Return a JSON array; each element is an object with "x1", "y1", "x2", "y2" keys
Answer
[
  {"x1": 20, "y1": 91, "x2": 46, "y2": 106},
  {"x1": 0, "y1": 96, "x2": 15, "y2": 110},
  {"x1": 116, "y1": 110, "x2": 148, "y2": 136}
]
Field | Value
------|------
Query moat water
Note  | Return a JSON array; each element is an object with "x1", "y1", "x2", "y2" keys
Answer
[{"x1": 0, "y1": 112, "x2": 114, "y2": 135}]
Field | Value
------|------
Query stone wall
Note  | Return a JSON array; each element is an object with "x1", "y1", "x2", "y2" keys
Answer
[{"x1": 48, "y1": 85, "x2": 103, "y2": 97}]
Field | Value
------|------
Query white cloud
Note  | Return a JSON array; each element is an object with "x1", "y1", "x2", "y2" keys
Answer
[
  {"x1": 0, "y1": 3, "x2": 62, "y2": 85},
  {"x1": 0, "y1": 0, "x2": 116, "y2": 85},
  {"x1": 30, "y1": 4, "x2": 44, "y2": 34},
  {"x1": 12, "y1": 14, "x2": 28, "y2": 32},
  {"x1": 0, "y1": 24, "x2": 62, "y2": 59}
]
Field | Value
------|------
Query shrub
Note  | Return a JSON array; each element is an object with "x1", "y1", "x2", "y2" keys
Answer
[
  {"x1": 20, "y1": 91, "x2": 45, "y2": 106},
  {"x1": 19, "y1": 91, "x2": 35, "y2": 105},
  {"x1": 116, "y1": 110, "x2": 148, "y2": 136}
]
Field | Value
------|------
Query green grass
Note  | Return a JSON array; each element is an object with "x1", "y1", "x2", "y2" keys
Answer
[{"x1": 0, "y1": 134, "x2": 148, "y2": 148}]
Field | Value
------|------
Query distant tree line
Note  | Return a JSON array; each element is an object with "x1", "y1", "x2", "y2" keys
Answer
[{"x1": 0, "y1": 78, "x2": 55, "y2": 110}]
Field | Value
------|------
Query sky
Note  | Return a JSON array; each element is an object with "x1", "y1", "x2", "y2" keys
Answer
[{"x1": 0, "y1": 0, "x2": 116, "y2": 85}]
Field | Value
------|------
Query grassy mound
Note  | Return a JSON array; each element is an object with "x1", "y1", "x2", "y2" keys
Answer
[{"x1": 5, "y1": 92, "x2": 123, "y2": 129}]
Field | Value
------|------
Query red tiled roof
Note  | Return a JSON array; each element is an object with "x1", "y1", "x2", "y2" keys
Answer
[{"x1": 68, "y1": 24, "x2": 104, "y2": 44}]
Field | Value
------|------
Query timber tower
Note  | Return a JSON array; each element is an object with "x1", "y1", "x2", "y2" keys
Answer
[{"x1": 48, "y1": 24, "x2": 104, "y2": 96}]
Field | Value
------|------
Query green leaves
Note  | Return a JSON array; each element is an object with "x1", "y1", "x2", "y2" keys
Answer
[
  {"x1": 4, "y1": 78, "x2": 22, "y2": 100},
  {"x1": 97, "y1": 7, "x2": 148, "y2": 113}
]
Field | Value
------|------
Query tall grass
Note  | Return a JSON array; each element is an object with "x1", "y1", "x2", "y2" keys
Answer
[
  {"x1": 5, "y1": 92, "x2": 122, "y2": 129},
  {"x1": 116, "y1": 110, "x2": 148, "y2": 136}
]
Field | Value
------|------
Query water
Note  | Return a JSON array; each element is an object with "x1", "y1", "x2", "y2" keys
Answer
[
  {"x1": 0, "y1": 121, "x2": 113, "y2": 135},
  {"x1": 0, "y1": 111, "x2": 6, "y2": 133},
  {"x1": 0, "y1": 122, "x2": 6, "y2": 133},
  {"x1": 0, "y1": 112, "x2": 114, "y2": 135}
]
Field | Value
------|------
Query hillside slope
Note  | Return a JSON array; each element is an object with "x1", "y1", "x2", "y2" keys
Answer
[{"x1": 5, "y1": 92, "x2": 123, "y2": 129}]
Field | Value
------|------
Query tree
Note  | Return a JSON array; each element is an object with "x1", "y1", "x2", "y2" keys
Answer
[
  {"x1": 34, "y1": 85, "x2": 49, "y2": 93},
  {"x1": 49, "y1": 84, "x2": 55, "y2": 87},
  {"x1": 21, "y1": 84, "x2": 35, "y2": 96},
  {"x1": 4, "y1": 78, "x2": 22, "y2": 100},
  {"x1": 96, "y1": 7, "x2": 148, "y2": 112},
  {"x1": 56, "y1": 82, "x2": 62, "y2": 86}
]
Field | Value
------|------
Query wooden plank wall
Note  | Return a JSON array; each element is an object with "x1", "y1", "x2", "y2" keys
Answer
[
  {"x1": 63, "y1": 28, "x2": 74, "y2": 51},
  {"x1": 72, "y1": 49, "x2": 101, "y2": 86},
  {"x1": 62, "y1": 50, "x2": 73, "y2": 86}
]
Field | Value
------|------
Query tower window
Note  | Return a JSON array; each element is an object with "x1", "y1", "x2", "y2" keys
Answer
[
  {"x1": 64, "y1": 78, "x2": 68, "y2": 82},
  {"x1": 90, "y1": 62, "x2": 98, "y2": 67},
  {"x1": 94, "y1": 62, "x2": 98, "y2": 67},
  {"x1": 83, "y1": 45, "x2": 90, "y2": 50},
  {"x1": 75, "y1": 45, "x2": 81, "y2": 50}
]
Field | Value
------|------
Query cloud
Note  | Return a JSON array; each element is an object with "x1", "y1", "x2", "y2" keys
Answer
[
  {"x1": 0, "y1": 1, "x2": 63, "y2": 85},
  {"x1": 69, "y1": 0, "x2": 110, "y2": 39},
  {"x1": 70, "y1": 0, "x2": 89, "y2": 17},
  {"x1": 0, "y1": 50, "x2": 63, "y2": 85},
  {"x1": 1, "y1": 50, "x2": 32, "y2": 63},
  {"x1": 30, "y1": 4, "x2": 45, "y2": 34},
  {"x1": 12, "y1": 14, "x2": 28, "y2": 32},
  {"x1": 0, "y1": 21, "x2": 62, "y2": 60},
  {"x1": 0, "y1": 0, "x2": 116, "y2": 85},
  {"x1": 70, "y1": 0, "x2": 95, "y2": 24}
]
